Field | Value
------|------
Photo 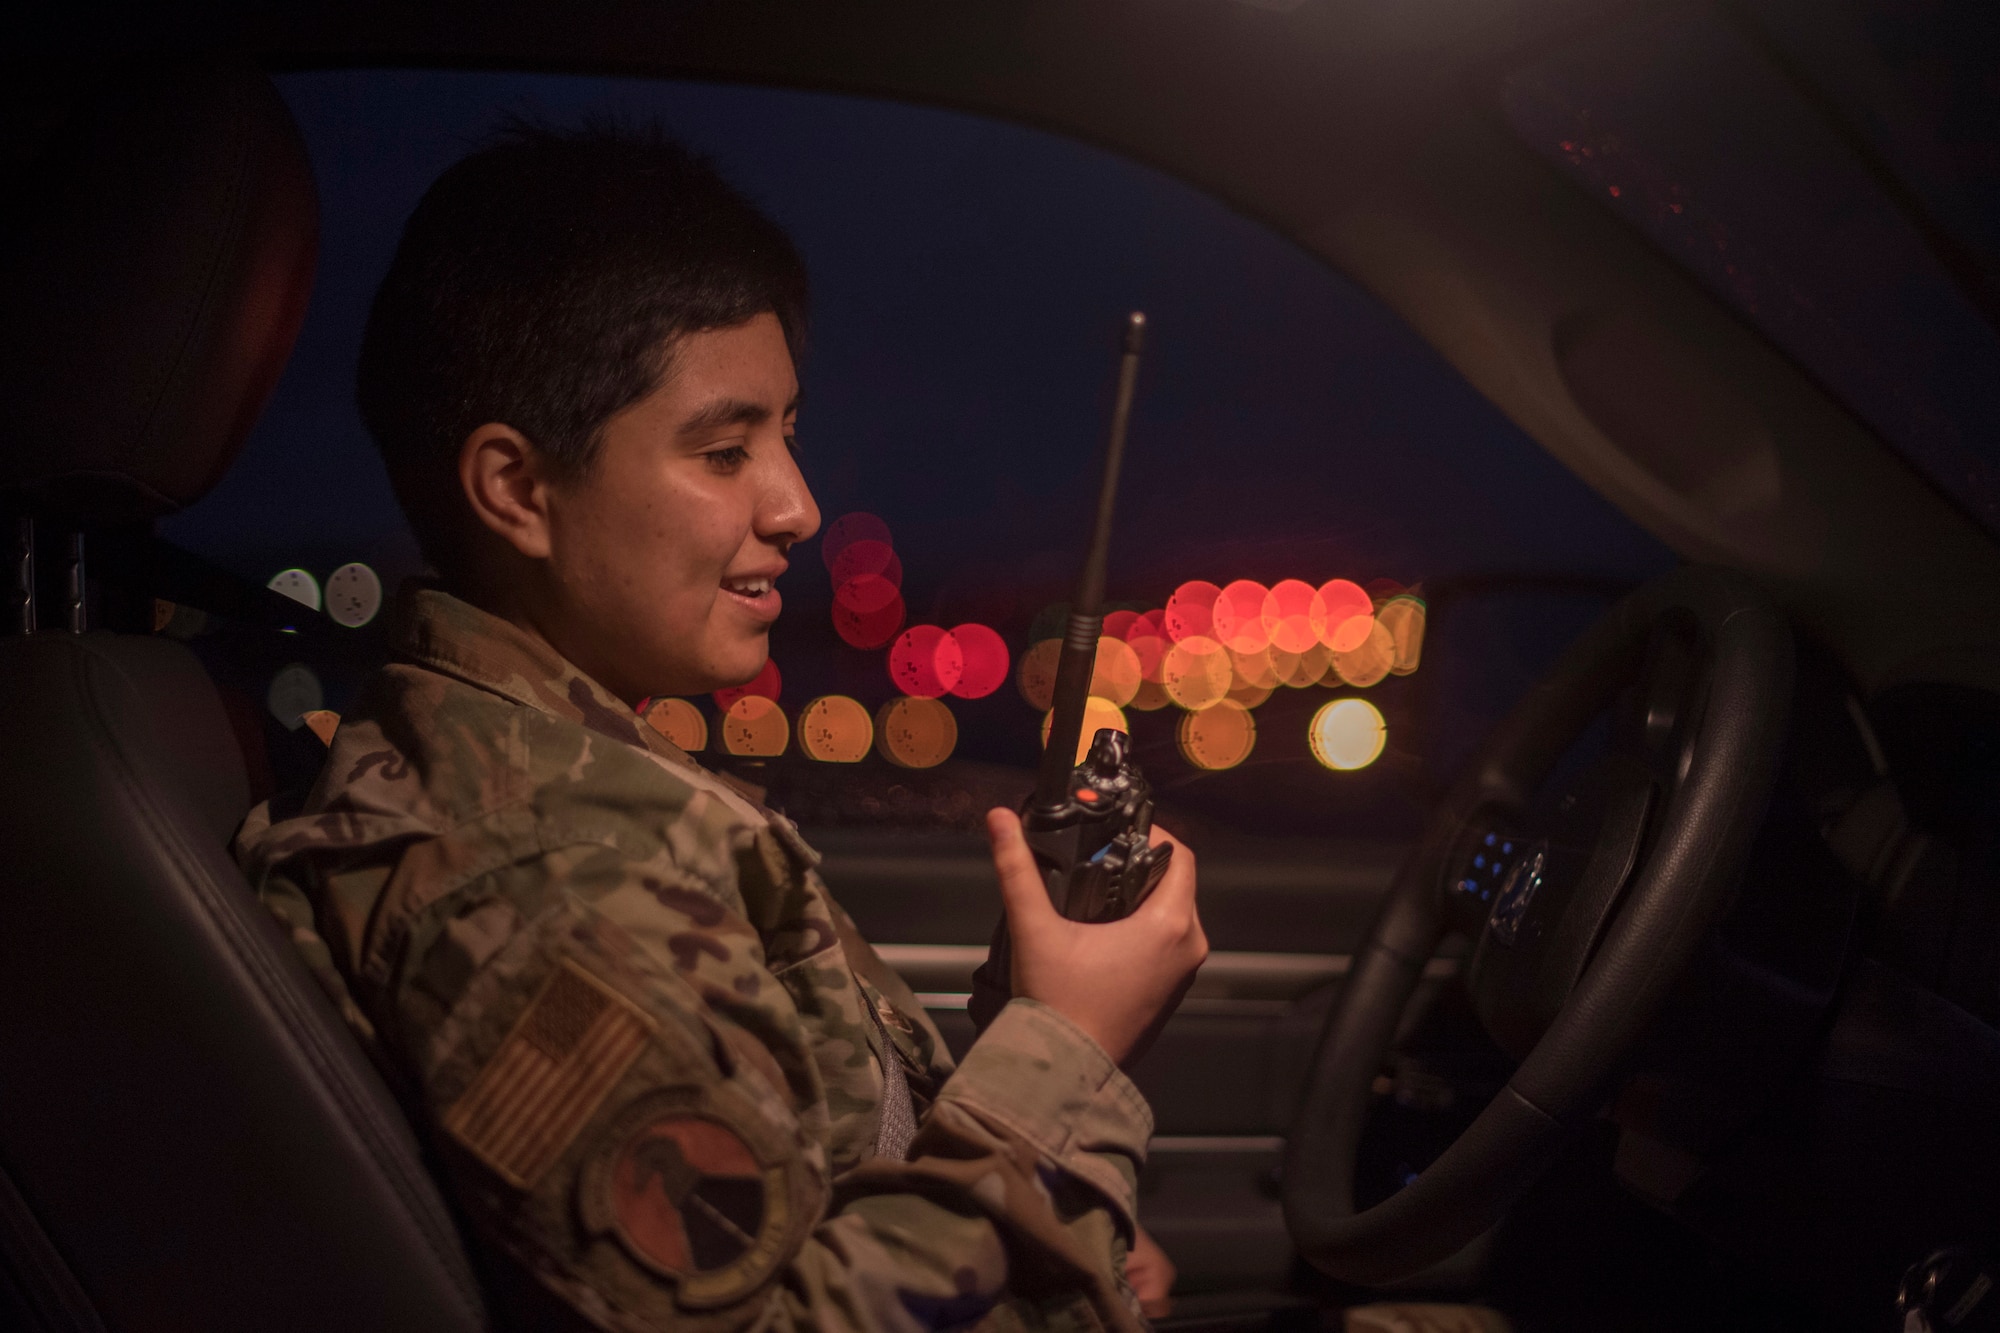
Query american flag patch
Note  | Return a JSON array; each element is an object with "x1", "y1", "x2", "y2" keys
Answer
[{"x1": 443, "y1": 960, "x2": 655, "y2": 1188}]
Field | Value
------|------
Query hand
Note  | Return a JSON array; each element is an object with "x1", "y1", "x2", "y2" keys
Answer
[
  {"x1": 1126, "y1": 1224, "x2": 1177, "y2": 1317},
  {"x1": 984, "y1": 807, "x2": 1206, "y2": 1067}
]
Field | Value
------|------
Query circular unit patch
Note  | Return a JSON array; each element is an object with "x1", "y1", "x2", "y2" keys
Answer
[{"x1": 606, "y1": 1115, "x2": 791, "y2": 1307}]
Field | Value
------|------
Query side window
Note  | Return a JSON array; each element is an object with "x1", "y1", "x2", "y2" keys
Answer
[{"x1": 161, "y1": 71, "x2": 1674, "y2": 841}]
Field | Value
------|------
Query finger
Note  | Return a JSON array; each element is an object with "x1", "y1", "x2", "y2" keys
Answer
[
  {"x1": 1147, "y1": 821, "x2": 1187, "y2": 853},
  {"x1": 986, "y1": 808, "x2": 1056, "y2": 931}
]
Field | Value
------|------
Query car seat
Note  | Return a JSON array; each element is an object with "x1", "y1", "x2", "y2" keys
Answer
[{"x1": 0, "y1": 58, "x2": 489, "y2": 1332}]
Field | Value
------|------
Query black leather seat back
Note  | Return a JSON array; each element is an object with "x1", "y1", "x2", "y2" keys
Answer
[{"x1": 0, "y1": 60, "x2": 489, "y2": 1331}]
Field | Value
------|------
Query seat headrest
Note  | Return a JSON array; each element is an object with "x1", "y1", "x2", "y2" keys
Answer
[{"x1": 0, "y1": 58, "x2": 317, "y2": 526}]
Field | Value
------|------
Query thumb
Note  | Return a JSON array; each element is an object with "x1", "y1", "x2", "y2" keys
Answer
[{"x1": 986, "y1": 807, "x2": 1056, "y2": 934}]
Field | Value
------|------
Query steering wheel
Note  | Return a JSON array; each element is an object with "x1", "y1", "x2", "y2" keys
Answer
[{"x1": 1283, "y1": 565, "x2": 1794, "y2": 1283}]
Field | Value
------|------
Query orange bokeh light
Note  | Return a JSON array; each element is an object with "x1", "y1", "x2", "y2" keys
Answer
[
  {"x1": 1276, "y1": 641, "x2": 1333, "y2": 688},
  {"x1": 1212, "y1": 579, "x2": 1272, "y2": 653},
  {"x1": 1178, "y1": 699, "x2": 1256, "y2": 770},
  {"x1": 1332, "y1": 619, "x2": 1396, "y2": 687},
  {"x1": 1164, "y1": 581, "x2": 1221, "y2": 643},
  {"x1": 713, "y1": 658, "x2": 781, "y2": 710},
  {"x1": 1089, "y1": 636, "x2": 1142, "y2": 707},
  {"x1": 1227, "y1": 643, "x2": 1279, "y2": 691},
  {"x1": 1017, "y1": 638, "x2": 1061, "y2": 710},
  {"x1": 1162, "y1": 635, "x2": 1232, "y2": 711},
  {"x1": 720, "y1": 695, "x2": 789, "y2": 757},
  {"x1": 877, "y1": 696, "x2": 958, "y2": 769},
  {"x1": 1129, "y1": 677, "x2": 1172, "y2": 712},
  {"x1": 799, "y1": 695, "x2": 873, "y2": 762},
  {"x1": 1315, "y1": 579, "x2": 1376, "y2": 653},
  {"x1": 1042, "y1": 696, "x2": 1130, "y2": 765},
  {"x1": 889, "y1": 624, "x2": 965, "y2": 698},
  {"x1": 644, "y1": 697, "x2": 708, "y2": 752},
  {"x1": 1376, "y1": 596, "x2": 1427, "y2": 676},
  {"x1": 948, "y1": 623, "x2": 1010, "y2": 699}
]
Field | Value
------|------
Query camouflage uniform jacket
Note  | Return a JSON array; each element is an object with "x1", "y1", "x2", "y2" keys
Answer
[{"x1": 234, "y1": 587, "x2": 1153, "y2": 1333}]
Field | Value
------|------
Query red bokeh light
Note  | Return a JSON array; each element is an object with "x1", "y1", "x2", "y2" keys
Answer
[
  {"x1": 1103, "y1": 609, "x2": 1141, "y2": 642},
  {"x1": 1212, "y1": 579, "x2": 1271, "y2": 653},
  {"x1": 1164, "y1": 581, "x2": 1221, "y2": 642},
  {"x1": 713, "y1": 657, "x2": 781, "y2": 710},
  {"x1": 830, "y1": 539, "x2": 902, "y2": 590},
  {"x1": 821, "y1": 512, "x2": 893, "y2": 571},
  {"x1": 1315, "y1": 579, "x2": 1375, "y2": 652},
  {"x1": 948, "y1": 623, "x2": 1010, "y2": 699},
  {"x1": 889, "y1": 624, "x2": 965, "y2": 698},
  {"x1": 834, "y1": 573, "x2": 899, "y2": 615},
  {"x1": 833, "y1": 589, "x2": 906, "y2": 649},
  {"x1": 1262, "y1": 579, "x2": 1320, "y2": 654},
  {"x1": 1122, "y1": 609, "x2": 1167, "y2": 643}
]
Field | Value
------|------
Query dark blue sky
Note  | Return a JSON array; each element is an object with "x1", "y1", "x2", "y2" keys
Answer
[{"x1": 162, "y1": 70, "x2": 1674, "y2": 823}]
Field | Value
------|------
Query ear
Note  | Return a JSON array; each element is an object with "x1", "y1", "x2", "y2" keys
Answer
[{"x1": 459, "y1": 423, "x2": 555, "y2": 560}]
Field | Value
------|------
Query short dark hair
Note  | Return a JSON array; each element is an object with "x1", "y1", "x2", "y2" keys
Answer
[{"x1": 356, "y1": 119, "x2": 808, "y2": 578}]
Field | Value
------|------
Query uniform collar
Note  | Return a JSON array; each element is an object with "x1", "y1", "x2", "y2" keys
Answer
[{"x1": 391, "y1": 582, "x2": 696, "y2": 768}]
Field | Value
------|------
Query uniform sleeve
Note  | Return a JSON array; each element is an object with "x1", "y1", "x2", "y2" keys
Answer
[{"x1": 385, "y1": 834, "x2": 1152, "y2": 1333}]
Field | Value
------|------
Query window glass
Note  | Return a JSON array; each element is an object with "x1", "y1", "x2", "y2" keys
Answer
[
  {"x1": 1502, "y1": 10, "x2": 2000, "y2": 537},
  {"x1": 163, "y1": 71, "x2": 1672, "y2": 842}
]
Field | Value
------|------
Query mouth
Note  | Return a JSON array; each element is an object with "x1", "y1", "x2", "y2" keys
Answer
[{"x1": 720, "y1": 571, "x2": 783, "y2": 621}]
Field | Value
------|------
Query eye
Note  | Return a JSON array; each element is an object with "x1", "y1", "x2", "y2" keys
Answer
[
  {"x1": 783, "y1": 431, "x2": 801, "y2": 456},
  {"x1": 704, "y1": 443, "x2": 752, "y2": 471}
]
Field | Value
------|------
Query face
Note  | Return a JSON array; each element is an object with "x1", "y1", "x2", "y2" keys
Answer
[{"x1": 533, "y1": 313, "x2": 819, "y2": 703}]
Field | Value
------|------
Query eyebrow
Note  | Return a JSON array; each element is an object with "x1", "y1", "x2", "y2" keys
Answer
[{"x1": 679, "y1": 392, "x2": 802, "y2": 435}]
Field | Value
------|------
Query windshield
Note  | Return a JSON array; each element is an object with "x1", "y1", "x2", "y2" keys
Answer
[
  {"x1": 161, "y1": 70, "x2": 1672, "y2": 846},
  {"x1": 1502, "y1": 7, "x2": 2000, "y2": 538}
]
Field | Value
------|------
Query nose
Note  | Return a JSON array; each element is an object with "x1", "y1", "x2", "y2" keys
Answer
[{"x1": 759, "y1": 441, "x2": 821, "y2": 552}]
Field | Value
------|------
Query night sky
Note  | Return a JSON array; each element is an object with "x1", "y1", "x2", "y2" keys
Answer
[{"x1": 162, "y1": 70, "x2": 1675, "y2": 835}]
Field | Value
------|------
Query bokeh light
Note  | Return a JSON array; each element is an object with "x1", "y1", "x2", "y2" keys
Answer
[
  {"x1": 714, "y1": 657, "x2": 782, "y2": 710},
  {"x1": 325, "y1": 562, "x2": 382, "y2": 628},
  {"x1": 799, "y1": 695, "x2": 873, "y2": 762},
  {"x1": 267, "y1": 568, "x2": 321, "y2": 612},
  {"x1": 1276, "y1": 641, "x2": 1333, "y2": 688},
  {"x1": 877, "y1": 695, "x2": 958, "y2": 769},
  {"x1": 832, "y1": 579, "x2": 906, "y2": 649},
  {"x1": 1377, "y1": 595, "x2": 1427, "y2": 676},
  {"x1": 720, "y1": 695, "x2": 789, "y2": 757},
  {"x1": 1332, "y1": 619, "x2": 1395, "y2": 687},
  {"x1": 1017, "y1": 638, "x2": 1061, "y2": 710},
  {"x1": 1262, "y1": 579, "x2": 1320, "y2": 654},
  {"x1": 1178, "y1": 699, "x2": 1256, "y2": 770},
  {"x1": 267, "y1": 662, "x2": 323, "y2": 729},
  {"x1": 1129, "y1": 677, "x2": 1173, "y2": 711},
  {"x1": 1212, "y1": 580, "x2": 1272, "y2": 653},
  {"x1": 948, "y1": 623, "x2": 1010, "y2": 699},
  {"x1": 830, "y1": 538, "x2": 902, "y2": 590},
  {"x1": 889, "y1": 624, "x2": 965, "y2": 698},
  {"x1": 1042, "y1": 696, "x2": 1130, "y2": 765},
  {"x1": 645, "y1": 697, "x2": 708, "y2": 752},
  {"x1": 1162, "y1": 635, "x2": 1232, "y2": 711},
  {"x1": 1315, "y1": 579, "x2": 1376, "y2": 653},
  {"x1": 821, "y1": 512, "x2": 893, "y2": 570},
  {"x1": 1089, "y1": 636, "x2": 1143, "y2": 707},
  {"x1": 1103, "y1": 609, "x2": 1142, "y2": 642},
  {"x1": 1164, "y1": 581, "x2": 1221, "y2": 642},
  {"x1": 1227, "y1": 643, "x2": 1279, "y2": 691},
  {"x1": 1310, "y1": 698, "x2": 1387, "y2": 771}
]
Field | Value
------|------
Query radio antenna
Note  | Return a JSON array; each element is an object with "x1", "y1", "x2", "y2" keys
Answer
[{"x1": 1033, "y1": 312, "x2": 1146, "y2": 813}]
